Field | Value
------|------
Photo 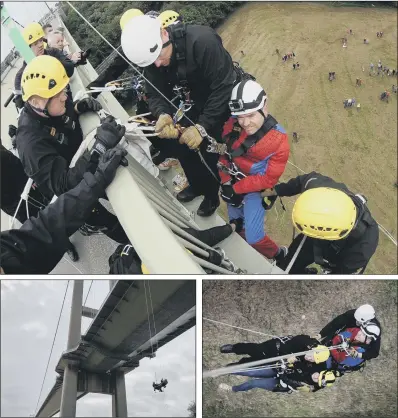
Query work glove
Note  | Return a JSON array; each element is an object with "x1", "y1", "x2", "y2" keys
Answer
[
  {"x1": 155, "y1": 114, "x2": 176, "y2": 138},
  {"x1": 94, "y1": 148, "x2": 128, "y2": 189},
  {"x1": 75, "y1": 48, "x2": 91, "y2": 66},
  {"x1": 347, "y1": 348, "x2": 362, "y2": 359},
  {"x1": 158, "y1": 124, "x2": 179, "y2": 139},
  {"x1": 287, "y1": 356, "x2": 298, "y2": 364},
  {"x1": 230, "y1": 217, "x2": 244, "y2": 233},
  {"x1": 75, "y1": 97, "x2": 102, "y2": 114},
  {"x1": 91, "y1": 115, "x2": 126, "y2": 157},
  {"x1": 8, "y1": 124, "x2": 17, "y2": 138},
  {"x1": 221, "y1": 184, "x2": 244, "y2": 208},
  {"x1": 179, "y1": 125, "x2": 203, "y2": 149}
]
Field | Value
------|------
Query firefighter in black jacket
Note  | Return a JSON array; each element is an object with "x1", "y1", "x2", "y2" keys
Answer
[
  {"x1": 15, "y1": 55, "x2": 128, "y2": 243},
  {"x1": 0, "y1": 140, "x2": 79, "y2": 261},
  {"x1": 262, "y1": 172, "x2": 379, "y2": 274},
  {"x1": 318, "y1": 304, "x2": 381, "y2": 361},
  {"x1": 219, "y1": 336, "x2": 336, "y2": 393},
  {"x1": 121, "y1": 15, "x2": 237, "y2": 216},
  {"x1": 0, "y1": 148, "x2": 127, "y2": 274},
  {"x1": 13, "y1": 22, "x2": 75, "y2": 109}
]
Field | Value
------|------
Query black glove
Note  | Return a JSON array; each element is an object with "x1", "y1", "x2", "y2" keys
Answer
[
  {"x1": 221, "y1": 185, "x2": 244, "y2": 207},
  {"x1": 230, "y1": 217, "x2": 244, "y2": 233},
  {"x1": 94, "y1": 148, "x2": 128, "y2": 188},
  {"x1": 13, "y1": 95, "x2": 24, "y2": 110},
  {"x1": 8, "y1": 124, "x2": 17, "y2": 138},
  {"x1": 75, "y1": 48, "x2": 92, "y2": 67},
  {"x1": 75, "y1": 97, "x2": 102, "y2": 114},
  {"x1": 262, "y1": 194, "x2": 278, "y2": 210},
  {"x1": 91, "y1": 115, "x2": 126, "y2": 157}
]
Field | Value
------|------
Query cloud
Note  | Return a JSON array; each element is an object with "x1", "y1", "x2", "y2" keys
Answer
[{"x1": 21, "y1": 321, "x2": 48, "y2": 339}]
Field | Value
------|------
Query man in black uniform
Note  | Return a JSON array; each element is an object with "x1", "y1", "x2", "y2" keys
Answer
[
  {"x1": 1, "y1": 148, "x2": 127, "y2": 274},
  {"x1": 261, "y1": 171, "x2": 379, "y2": 274},
  {"x1": 121, "y1": 15, "x2": 238, "y2": 216},
  {"x1": 219, "y1": 336, "x2": 334, "y2": 393},
  {"x1": 318, "y1": 304, "x2": 381, "y2": 361},
  {"x1": 0, "y1": 139, "x2": 79, "y2": 261},
  {"x1": 13, "y1": 22, "x2": 75, "y2": 109},
  {"x1": 16, "y1": 55, "x2": 128, "y2": 243}
]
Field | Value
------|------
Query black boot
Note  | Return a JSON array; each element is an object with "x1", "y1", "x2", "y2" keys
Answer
[
  {"x1": 220, "y1": 344, "x2": 234, "y2": 354},
  {"x1": 66, "y1": 242, "x2": 79, "y2": 262},
  {"x1": 197, "y1": 197, "x2": 219, "y2": 217},
  {"x1": 176, "y1": 185, "x2": 199, "y2": 203}
]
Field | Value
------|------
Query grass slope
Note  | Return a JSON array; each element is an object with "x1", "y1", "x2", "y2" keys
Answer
[{"x1": 215, "y1": 2, "x2": 397, "y2": 274}]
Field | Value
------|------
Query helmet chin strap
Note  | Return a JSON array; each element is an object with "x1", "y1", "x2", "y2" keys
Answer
[{"x1": 29, "y1": 98, "x2": 51, "y2": 117}]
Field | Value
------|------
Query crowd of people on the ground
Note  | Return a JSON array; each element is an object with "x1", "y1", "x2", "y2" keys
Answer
[
  {"x1": 282, "y1": 52, "x2": 295, "y2": 62},
  {"x1": 0, "y1": 8, "x2": 385, "y2": 275},
  {"x1": 217, "y1": 304, "x2": 382, "y2": 394}
]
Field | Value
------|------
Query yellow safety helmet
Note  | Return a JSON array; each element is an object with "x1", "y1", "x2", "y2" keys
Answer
[
  {"x1": 318, "y1": 370, "x2": 338, "y2": 388},
  {"x1": 120, "y1": 8, "x2": 144, "y2": 30},
  {"x1": 22, "y1": 22, "x2": 45, "y2": 46},
  {"x1": 292, "y1": 187, "x2": 357, "y2": 240},
  {"x1": 159, "y1": 10, "x2": 180, "y2": 28},
  {"x1": 141, "y1": 249, "x2": 193, "y2": 274},
  {"x1": 21, "y1": 55, "x2": 69, "y2": 101},
  {"x1": 312, "y1": 345, "x2": 330, "y2": 364}
]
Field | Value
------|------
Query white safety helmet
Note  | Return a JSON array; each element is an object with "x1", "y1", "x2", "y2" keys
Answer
[
  {"x1": 361, "y1": 323, "x2": 380, "y2": 341},
  {"x1": 354, "y1": 304, "x2": 375, "y2": 324},
  {"x1": 121, "y1": 15, "x2": 163, "y2": 67},
  {"x1": 229, "y1": 79, "x2": 267, "y2": 116}
]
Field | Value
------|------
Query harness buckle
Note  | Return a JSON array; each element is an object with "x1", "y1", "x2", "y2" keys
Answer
[
  {"x1": 121, "y1": 244, "x2": 133, "y2": 257},
  {"x1": 50, "y1": 127, "x2": 56, "y2": 136}
]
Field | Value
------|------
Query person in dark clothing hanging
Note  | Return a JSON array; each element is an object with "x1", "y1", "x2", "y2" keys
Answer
[
  {"x1": 0, "y1": 148, "x2": 128, "y2": 274},
  {"x1": 219, "y1": 336, "x2": 335, "y2": 393},
  {"x1": 15, "y1": 55, "x2": 129, "y2": 244},
  {"x1": 13, "y1": 22, "x2": 75, "y2": 110},
  {"x1": 0, "y1": 140, "x2": 79, "y2": 262},
  {"x1": 317, "y1": 304, "x2": 381, "y2": 361},
  {"x1": 261, "y1": 172, "x2": 379, "y2": 274},
  {"x1": 121, "y1": 15, "x2": 238, "y2": 216}
]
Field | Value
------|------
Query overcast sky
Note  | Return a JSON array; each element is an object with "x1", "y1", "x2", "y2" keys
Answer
[
  {"x1": 1, "y1": 280, "x2": 195, "y2": 417},
  {"x1": 1, "y1": 1, "x2": 57, "y2": 61}
]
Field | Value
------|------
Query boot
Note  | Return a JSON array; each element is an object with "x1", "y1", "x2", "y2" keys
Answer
[
  {"x1": 176, "y1": 185, "x2": 199, "y2": 203},
  {"x1": 274, "y1": 246, "x2": 288, "y2": 263},
  {"x1": 220, "y1": 344, "x2": 234, "y2": 354},
  {"x1": 197, "y1": 197, "x2": 219, "y2": 217}
]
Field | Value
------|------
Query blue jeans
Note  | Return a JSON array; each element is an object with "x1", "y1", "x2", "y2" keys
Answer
[{"x1": 231, "y1": 368, "x2": 278, "y2": 392}]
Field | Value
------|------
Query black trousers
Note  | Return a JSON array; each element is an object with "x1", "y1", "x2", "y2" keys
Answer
[
  {"x1": 148, "y1": 137, "x2": 220, "y2": 200},
  {"x1": 276, "y1": 234, "x2": 316, "y2": 273}
]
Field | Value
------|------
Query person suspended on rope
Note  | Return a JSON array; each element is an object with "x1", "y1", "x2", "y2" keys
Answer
[
  {"x1": 14, "y1": 22, "x2": 75, "y2": 109},
  {"x1": 219, "y1": 340, "x2": 336, "y2": 393},
  {"x1": 121, "y1": 15, "x2": 245, "y2": 217},
  {"x1": 261, "y1": 172, "x2": 379, "y2": 274},
  {"x1": 0, "y1": 138, "x2": 79, "y2": 262},
  {"x1": 0, "y1": 148, "x2": 127, "y2": 274},
  {"x1": 317, "y1": 304, "x2": 382, "y2": 361},
  {"x1": 15, "y1": 55, "x2": 130, "y2": 243},
  {"x1": 218, "y1": 80, "x2": 289, "y2": 261},
  {"x1": 152, "y1": 378, "x2": 168, "y2": 392},
  {"x1": 108, "y1": 224, "x2": 235, "y2": 274}
]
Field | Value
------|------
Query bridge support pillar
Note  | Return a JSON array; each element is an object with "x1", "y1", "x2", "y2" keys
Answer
[
  {"x1": 60, "y1": 280, "x2": 84, "y2": 417},
  {"x1": 111, "y1": 371, "x2": 128, "y2": 417}
]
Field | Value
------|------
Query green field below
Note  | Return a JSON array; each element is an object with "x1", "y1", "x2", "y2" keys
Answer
[{"x1": 212, "y1": 1, "x2": 397, "y2": 274}]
